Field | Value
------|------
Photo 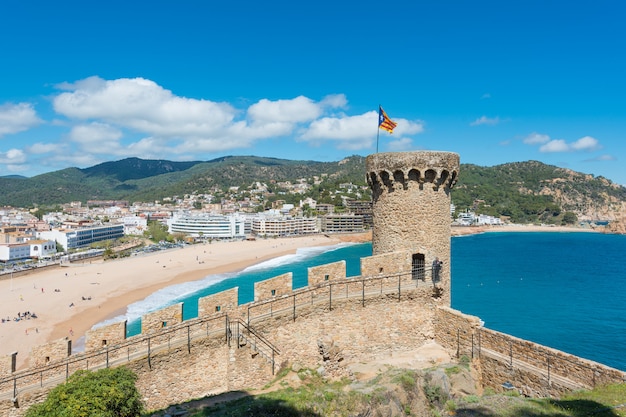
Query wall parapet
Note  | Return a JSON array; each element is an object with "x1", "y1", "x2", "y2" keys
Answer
[{"x1": 434, "y1": 306, "x2": 626, "y2": 397}]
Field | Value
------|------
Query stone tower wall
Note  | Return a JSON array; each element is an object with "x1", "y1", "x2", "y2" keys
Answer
[{"x1": 366, "y1": 151, "x2": 459, "y2": 305}]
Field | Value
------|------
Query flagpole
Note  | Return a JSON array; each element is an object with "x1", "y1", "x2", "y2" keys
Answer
[
  {"x1": 376, "y1": 104, "x2": 380, "y2": 153},
  {"x1": 376, "y1": 125, "x2": 380, "y2": 153}
]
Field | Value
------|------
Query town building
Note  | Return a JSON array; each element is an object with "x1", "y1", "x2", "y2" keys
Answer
[
  {"x1": 0, "y1": 239, "x2": 57, "y2": 262},
  {"x1": 167, "y1": 213, "x2": 246, "y2": 239},
  {"x1": 250, "y1": 215, "x2": 317, "y2": 237},
  {"x1": 38, "y1": 223, "x2": 125, "y2": 250},
  {"x1": 320, "y1": 214, "x2": 365, "y2": 233}
]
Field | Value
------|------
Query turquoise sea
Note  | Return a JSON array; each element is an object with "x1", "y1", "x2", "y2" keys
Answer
[{"x1": 113, "y1": 232, "x2": 626, "y2": 372}]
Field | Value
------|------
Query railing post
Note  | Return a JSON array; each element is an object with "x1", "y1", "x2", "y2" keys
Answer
[
  {"x1": 293, "y1": 294, "x2": 296, "y2": 322},
  {"x1": 148, "y1": 337, "x2": 152, "y2": 369},
  {"x1": 187, "y1": 325, "x2": 191, "y2": 354},
  {"x1": 471, "y1": 333, "x2": 474, "y2": 359},
  {"x1": 106, "y1": 346, "x2": 109, "y2": 368},
  {"x1": 226, "y1": 315, "x2": 230, "y2": 347},
  {"x1": 329, "y1": 283, "x2": 332, "y2": 311},
  {"x1": 362, "y1": 280, "x2": 365, "y2": 307},
  {"x1": 456, "y1": 329, "x2": 460, "y2": 358},
  {"x1": 13, "y1": 378, "x2": 17, "y2": 401},
  {"x1": 509, "y1": 341, "x2": 513, "y2": 367},
  {"x1": 66, "y1": 362, "x2": 69, "y2": 381},
  {"x1": 547, "y1": 356, "x2": 551, "y2": 387}
]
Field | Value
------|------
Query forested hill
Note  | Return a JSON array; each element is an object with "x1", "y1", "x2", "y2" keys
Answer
[
  {"x1": 453, "y1": 161, "x2": 626, "y2": 223},
  {"x1": 0, "y1": 156, "x2": 624, "y2": 223}
]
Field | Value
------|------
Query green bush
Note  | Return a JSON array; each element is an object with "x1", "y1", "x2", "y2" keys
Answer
[{"x1": 25, "y1": 367, "x2": 143, "y2": 417}]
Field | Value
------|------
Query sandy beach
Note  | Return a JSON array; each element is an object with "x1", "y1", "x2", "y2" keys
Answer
[
  {"x1": 0, "y1": 225, "x2": 595, "y2": 370},
  {"x1": 0, "y1": 234, "x2": 366, "y2": 370}
]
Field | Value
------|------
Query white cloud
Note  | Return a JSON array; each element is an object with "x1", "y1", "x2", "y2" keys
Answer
[
  {"x1": 584, "y1": 154, "x2": 616, "y2": 162},
  {"x1": 299, "y1": 110, "x2": 424, "y2": 150},
  {"x1": 530, "y1": 134, "x2": 602, "y2": 153},
  {"x1": 319, "y1": 94, "x2": 348, "y2": 109},
  {"x1": 0, "y1": 103, "x2": 42, "y2": 137},
  {"x1": 523, "y1": 132, "x2": 550, "y2": 145},
  {"x1": 470, "y1": 116, "x2": 500, "y2": 126},
  {"x1": 571, "y1": 136, "x2": 600, "y2": 151},
  {"x1": 247, "y1": 96, "x2": 321, "y2": 124},
  {"x1": 53, "y1": 76, "x2": 236, "y2": 137},
  {"x1": 387, "y1": 137, "x2": 413, "y2": 152},
  {"x1": 539, "y1": 139, "x2": 569, "y2": 153},
  {"x1": 69, "y1": 123, "x2": 123, "y2": 144},
  {"x1": 300, "y1": 112, "x2": 375, "y2": 146},
  {"x1": 67, "y1": 123, "x2": 128, "y2": 155},
  {"x1": 0, "y1": 149, "x2": 27, "y2": 164},
  {"x1": 43, "y1": 76, "x2": 430, "y2": 165},
  {"x1": 27, "y1": 143, "x2": 59, "y2": 154}
]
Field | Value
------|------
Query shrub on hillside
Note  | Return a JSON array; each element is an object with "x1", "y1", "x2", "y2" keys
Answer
[{"x1": 25, "y1": 367, "x2": 144, "y2": 417}]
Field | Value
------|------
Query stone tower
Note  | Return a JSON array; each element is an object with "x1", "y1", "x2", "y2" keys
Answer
[{"x1": 366, "y1": 151, "x2": 460, "y2": 304}]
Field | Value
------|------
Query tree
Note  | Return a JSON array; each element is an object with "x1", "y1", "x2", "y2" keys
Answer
[
  {"x1": 55, "y1": 241, "x2": 65, "y2": 253},
  {"x1": 25, "y1": 367, "x2": 144, "y2": 417},
  {"x1": 145, "y1": 220, "x2": 170, "y2": 242},
  {"x1": 562, "y1": 211, "x2": 578, "y2": 225}
]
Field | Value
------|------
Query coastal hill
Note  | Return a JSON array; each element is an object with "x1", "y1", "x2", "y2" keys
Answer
[{"x1": 1, "y1": 155, "x2": 625, "y2": 225}]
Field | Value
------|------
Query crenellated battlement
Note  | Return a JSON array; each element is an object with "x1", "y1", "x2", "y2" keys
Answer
[{"x1": 366, "y1": 151, "x2": 459, "y2": 192}]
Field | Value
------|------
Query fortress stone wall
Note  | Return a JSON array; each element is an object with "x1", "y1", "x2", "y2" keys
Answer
[{"x1": 1, "y1": 151, "x2": 624, "y2": 416}]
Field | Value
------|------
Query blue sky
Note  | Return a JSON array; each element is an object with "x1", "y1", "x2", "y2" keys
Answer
[{"x1": 1, "y1": 1, "x2": 625, "y2": 185}]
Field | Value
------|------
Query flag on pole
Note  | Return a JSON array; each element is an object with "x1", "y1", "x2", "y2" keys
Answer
[{"x1": 378, "y1": 106, "x2": 397, "y2": 134}]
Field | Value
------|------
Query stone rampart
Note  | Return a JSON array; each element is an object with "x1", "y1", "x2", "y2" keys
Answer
[
  {"x1": 308, "y1": 260, "x2": 346, "y2": 286},
  {"x1": 85, "y1": 320, "x2": 127, "y2": 352},
  {"x1": 434, "y1": 306, "x2": 625, "y2": 397},
  {"x1": 254, "y1": 272, "x2": 292, "y2": 301},
  {"x1": 198, "y1": 287, "x2": 239, "y2": 317},
  {"x1": 30, "y1": 337, "x2": 71, "y2": 369},
  {"x1": 1, "y1": 251, "x2": 624, "y2": 416}
]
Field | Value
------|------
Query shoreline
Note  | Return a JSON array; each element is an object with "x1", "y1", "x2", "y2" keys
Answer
[{"x1": 450, "y1": 223, "x2": 600, "y2": 236}]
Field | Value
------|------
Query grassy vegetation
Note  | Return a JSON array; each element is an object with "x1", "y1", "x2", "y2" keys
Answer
[
  {"x1": 454, "y1": 383, "x2": 626, "y2": 417},
  {"x1": 147, "y1": 369, "x2": 626, "y2": 417}
]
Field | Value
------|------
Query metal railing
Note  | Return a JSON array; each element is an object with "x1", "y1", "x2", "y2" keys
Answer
[
  {"x1": 0, "y1": 268, "x2": 440, "y2": 401},
  {"x1": 246, "y1": 268, "x2": 439, "y2": 326},
  {"x1": 230, "y1": 318, "x2": 281, "y2": 374},
  {"x1": 0, "y1": 314, "x2": 229, "y2": 401},
  {"x1": 450, "y1": 325, "x2": 625, "y2": 391}
]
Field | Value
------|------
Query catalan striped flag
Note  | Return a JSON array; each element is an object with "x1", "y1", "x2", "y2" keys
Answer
[{"x1": 378, "y1": 106, "x2": 397, "y2": 134}]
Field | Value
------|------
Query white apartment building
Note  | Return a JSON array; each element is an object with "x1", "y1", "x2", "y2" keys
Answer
[
  {"x1": 251, "y1": 215, "x2": 318, "y2": 237},
  {"x1": 0, "y1": 239, "x2": 57, "y2": 262},
  {"x1": 38, "y1": 223, "x2": 125, "y2": 250},
  {"x1": 167, "y1": 213, "x2": 246, "y2": 239},
  {"x1": 121, "y1": 215, "x2": 148, "y2": 235}
]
